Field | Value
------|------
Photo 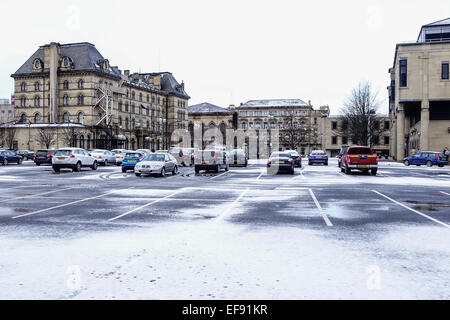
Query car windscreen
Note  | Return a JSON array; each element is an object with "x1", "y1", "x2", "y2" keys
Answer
[
  {"x1": 144, "y1": 154, "x2": 165, "y2": 162},
  {"x1": 271, "y1": 153, "x2": 290, "y2": 158},
  {"x1": 125, "y1": 153, "x2": 141, "y2": 159},
  {"x1": 348, "y1": 148, "x2": 373, "y2": 155},
  {"x1": 36, "y1": 150, "x2": 48, "y2": 155},
  {"x1": 54, "y1": 150, "x2": 71, "y2": 156},
  {"x1": 311, "y1": 151, "x2": 326, "y2": 155}
]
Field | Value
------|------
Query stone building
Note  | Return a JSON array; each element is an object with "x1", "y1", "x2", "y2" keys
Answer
[
  {"x1": 389, "y1": 18, "x2": 450, "y2": 160},
  {"x1": 0, "y1": 99, "x2": 13, "y2": 124},
  {"x1": 7, "y1": 42, "x2": 189, "y2": 151}
]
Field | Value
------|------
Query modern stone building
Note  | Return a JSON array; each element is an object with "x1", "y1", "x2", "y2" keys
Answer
[
  {"x1": 7, "y1": 42, "x2": 189, "y2": 151},
  {"x1": 389, "y1": 18, "x2": 450, "y2": 160}
]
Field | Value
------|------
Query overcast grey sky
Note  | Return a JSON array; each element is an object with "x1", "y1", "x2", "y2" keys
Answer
[{"x1": 0, "y1": 0, "x2": 448, "y2": 114}]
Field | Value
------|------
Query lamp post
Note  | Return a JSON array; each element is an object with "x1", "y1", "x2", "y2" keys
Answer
[
  {"x1": 27, "y1": 121, "x2": 31, "y2": 150},
  {"x1": 160, "y1": 115, "x2": 166, "y2": 150}
]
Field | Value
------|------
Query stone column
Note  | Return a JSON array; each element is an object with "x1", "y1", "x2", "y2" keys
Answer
[
  {"x1": 391, "y1": 118, "x2": 397, "y2": 159},
  {"x1": 396, "y1": 104, "x2": 405, "y2": 161},
  {"x1": 420, "y1": 100, "x2": 430, "y2": 151}
]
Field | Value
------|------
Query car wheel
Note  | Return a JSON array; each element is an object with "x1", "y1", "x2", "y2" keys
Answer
[
  {"x1": 36, "y1": 163, "x2": 41, "y2": 166},
  {"x1": 18, "y1": 158, "x2": 23, "y2": 165},
  {"x1": 91, "y1": 161, "x2": 98, "y2": 171},
  {"x1": 404, "y1": 160, "x2": 410, "y2": 166},
  {"x1": 122, "y1": 168, "x2": 127, "y2": 173},
  {"x1": 345, "y1": 166, "x2": 351, "y2": 175},
  {"x1": 324, "y1": 163, "x2": 328, "y2": 166},
  {"x1": 53, "y1": 166, "x2": 60, "y2": 173},
  {"x1": 172, "y1": 166, "x2": 178, "y2": 175},
  {"x1": 426, "y1": 160, "x2": 432, "y2": 167},
  {"x1": 371, "y1": 169, "x2": 378, "y2": 176},
  {"x1": 341, "y1": 167, "x2": 345, "y2": 173},
  {"x1": 195, "y1": 167, "x2": 200, "y2": 174},
  {"x1": 439, "y1": 165, "x2": 444, "y2": 168},
  {"x1": 74, "y1": 162, "x2": 82, "y2": 172},
  {"x1": 135, "y1": 173, "x2": 142, "y2": 177},
  {"x1": 2, "y1": 159, "x2": 7, "y2": 166},
  {"x1": 290, "y1": 168, "x2": 295, "y2": 175},
  {"x1": 225, "y1": 165, "x2": 229, "y2": 172},
  {"x1": 160, "y1": 167, "x2": 166, "y2": 177},
  {"x1": 104, "y1": 160, "x2": 108, "y2": 166}
]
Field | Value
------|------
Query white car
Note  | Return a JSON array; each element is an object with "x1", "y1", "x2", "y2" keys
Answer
[
  {"x1": 52, "y1": 148, "x2": 98, "y2": 173},
  {"x1": 111, "y1": 149, "x2": 130, "y2": 166},
  {"x1": 90, "y1": 149, "x2": 116, "y2": 166},
  {"x1": 134, "y1": 153, "x2": 178, "y2": 177}
]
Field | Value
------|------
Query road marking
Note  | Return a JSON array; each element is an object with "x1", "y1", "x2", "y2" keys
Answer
[
  {"x1": 12, "y1": 188, "x2": 134, "y2": 219},
  {"x1": 256, "y1": 170, "x2": 264, "y2": 180},
  {"x1": 210, "y1": 171, "x2": 230, "y2": 180},
  {"x1": 440, "y1": 191, "x2": 450, "y2": 196},
  {"x1": 215, "y1": 188, "x2": 250, "y2": 222},
  {"x1": 109, "y1": 189, "x2": 184, "y2": 221},
  {"x1": 373, "y1": 190, "x2": 450, "y2": 229},
  {"x1": 0, "y1": 187, "x2": 76, "y2": 203},
  {"x1": 308, "y1": 189, "x2": 333, "y2": 227}
]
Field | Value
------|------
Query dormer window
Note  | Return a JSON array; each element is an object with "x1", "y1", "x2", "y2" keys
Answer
[
  {"x1": 61, "y1": 57, "x2": 72, "y2": 69},
  {"x1": 33, "y1": 59, "x2": 43, "y2": 71}
]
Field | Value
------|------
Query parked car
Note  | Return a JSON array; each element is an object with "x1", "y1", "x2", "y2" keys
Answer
[
  {"x1": 90, "y1": 150, "x2": 116, "y2": 166},
  {"x1": 184, "y1": 148, "x2": 199, "y2": 166},
  {"x1": 34, "y1": 149, "x2": 57, "y2": 166},
  {"x1": 0, "y1": 150, "x2": 23, "y2": 165},
  {"x1": 52, "y1": 148, "x2": 98, "y2": 172},
  {"x1": 111, "y1": 149, "x2": 129, "y2": 166},
  {"x1": 285, "y1": 150, "x2": 302, "y2": 167},
  {"x1": 169, "y1": 147, "x2": 192, "y2": 167},
  {"x1": 309, "y1": 150, "x2": 328, "y2": 166},
  {"x1": 267, "y1": 152, "x2": 295, "y2": 175},
  {"x1": 338, "y1": 145, "x2": 351, "y2": 168},
  {"x1": 134, "y1": 153, "x2": 178, "y2": 177},
  {"x1": 228, "y1": 149, "x2": 248, "y2": 167},
  {"x1": 122, "y1": 152, "x2": 145, "y2": 173},
  {"x1": 156, "y1": 150, "x2": 169, "y2": 154},
  {"x1": 403, "y1": 151, "x2": 448, "y2": 167},
  {"x1": 17, "y1": 150, "x2": 35, "y2": 161},
  {"x1": 136, "y1": 149, "x2": 152, "y2": 156},
  {"x1": 341, "y1": 146, "x2": 378, "y2": 175},
  {"x1": 195, "y1": 150, "x2": 229, "y2": 174}
]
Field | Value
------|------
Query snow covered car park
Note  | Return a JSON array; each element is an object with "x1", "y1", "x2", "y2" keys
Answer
[{"x1": 0, "y1": 157, "x2": 449, "y2": 299}]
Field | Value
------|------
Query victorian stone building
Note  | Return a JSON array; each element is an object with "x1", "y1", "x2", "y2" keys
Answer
[
  {"x1": 389, "y1": 18, "x2": 450, "y2": 160},
  {"x1": 8, "y1": 42, "x2": 190, "y2": 151}
]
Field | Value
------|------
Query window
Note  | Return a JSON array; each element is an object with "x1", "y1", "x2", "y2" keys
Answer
[
  {"x1": 147, "y1": 94, "x2": 150, "y2": 102},
  {"x1": 118, "y1": 101, "x2": 122, "y2": 112},
  {"x1": 373, "y1": 120, "x2": 380, "y2": 130},
  {"x1": 63, "y1": 96, "x2": 69, "y2": 106},
  {"x1": 372, "y1": 136, "x2": 380, "y2": 145},
  {"x1": 314, "y1": 118, "x2": 318, "y2": 125},
  {"x1": 342, "y1": 136, "x2": 348, "y2": 145},
  {"x1": 78, "y1": 79, "x2": 84, "y2": 89},
  {"x1": 332, "y1": 121, "x2": 337, "y2": 130},
  {"x1": 332, "y1": 136, "x2": 338, "y2": 145},
  {"x1": 21, "y1": 82, "x2": 26, "y2": 92},
  {"x1": 20, "y1": 114, "x2": 27, "y2": 123},
  {"x1": 125, "y1": 102, "x2": 129, "y2": 112},
  {"x1": 384, "y1": 121, "x2": 390, "y2": 130},
  {"x1": 270, "y1": 121, "x2": 275, "y2": 129},
  {"x1": 21, "y1": 97, "x2": 26, "y2": 107},
  {"x1": 384, "y1": 136, "x2": 390, "y2": 145},
  {"x1": 63, "y1": 81, "x2": 69, "y2": 89},
  {"x1": 242, "y1": 122, "x2": 247, "y2": 130},
  {"x1": 77, "y1": 95, "x2": 84, "y2": 105},
  {"x1": 263, "y1": 122, "x2": 268, "y2": 129},
  {"x1": 249, "y1": 111, "x2": 253, "y2": 117},
  {"x1": 400, "y1": 59, "x2": 407, "y2": 87},
  {"x1": 63, "y1": 112, "x2": 69, "y2": 123},
  {"x1": 256, "y1": 121, "x2": 261, "y2": 129},
  {"x1": 35, "y1": 82, "x2": 40, "y2": 91},
  {"x1": 342, "y1": 120, "x2": 348, "y2": 130},
  {"x1": 139, "y1": 93, "x2": 142, "y2": 101},
  {"x1": 241, "y1": 111, "x2": 247, "y2": 117},
  {"x1": 34, "y1": 96, "x2": 40, "y2": 107},
  {"x1": 78, "y1": 112, "x2": 84, "y2": 124},
  {"x1": 34, "y1": 113, "x2": 41, "y2": 123},
  {"x1": 249, "y1": 122, "x2": 254, "y2": 128},
  {"x1": 442, "y1": 62, "x2": 449, "y2": 80},
  {"x1": 125, "y1": 118, "x2": 129, "y2": 130}
]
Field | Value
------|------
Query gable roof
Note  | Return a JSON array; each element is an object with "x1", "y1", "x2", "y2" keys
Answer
[
  {"x1": 188, "y1": 102, "x2": 232, "y2": 114},
  {"x1": 423, "y1": 18, "x2": 450, "y2": 27}
]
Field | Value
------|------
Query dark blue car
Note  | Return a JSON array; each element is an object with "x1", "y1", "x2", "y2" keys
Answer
[
  {"x1": 308, "y1": 150, "x2": 328, "y2": 166},
  {"x1": 403, "y1": 151, "x2": 448, "y2": 167},
  {"x1": 122, "y1": 152, "x2": 145, "y2": 173},
  {"x1": 0, "y1": 150, "x2": 23, "y2": 165}
]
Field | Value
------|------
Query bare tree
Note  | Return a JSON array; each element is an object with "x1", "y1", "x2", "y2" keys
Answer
[
  {"x1": 0, "y1": 127, "x2": 5, "y2": 148},
  {"x1": 336, "y1": 81, "x2": 384, "y2": 147},
  {"x1": 5, "y1": 127, "x2": 17, "y2": 149},
  {"x1": 281, "y1": 112, "x2": 312, "y2": 150},
  {"x1": 37, "y1": 128, "x2": 56, "y2": 149},
  {"x1": 60, "y1": 127, "x2": 78, "y2": 147}
]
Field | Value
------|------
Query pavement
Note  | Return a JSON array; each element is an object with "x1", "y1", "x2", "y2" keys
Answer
[{"x1": 0, "y1": 158, "x2": 449, "y2": 299}]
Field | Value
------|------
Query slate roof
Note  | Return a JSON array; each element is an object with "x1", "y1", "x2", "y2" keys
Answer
[
  {"x1": 424, "y1": 18, "x2": 450, "y2": 26},
  {"x1": 11, "y1": 42, "x2": 190, "y2": 99},
  {"x1": 188, "y1": 102, "x2": 232, "y2": 114},
  {"x1": 238, "y1": 99, "x2": 310, "y2": 109}
]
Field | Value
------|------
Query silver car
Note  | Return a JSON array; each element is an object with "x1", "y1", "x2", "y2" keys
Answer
[
  {"x1": 134, "y1": 153, "x2": 178, "y2": 177},
  {"x1": 90, "y1": 150, "x2": 116, "y2": 166},
  {"x1": 52, "y1": 148, "x2": 98, "y2": 172}
]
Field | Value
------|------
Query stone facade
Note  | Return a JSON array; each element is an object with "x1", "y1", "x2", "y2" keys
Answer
[
  {"x1": 0, "y1": 100, "x2": 13, "y2": 124},
  {"x1": 389, "y1": 19, "x2": 450, "y2": 160},
  {"x1": 7, "y1": 42, "x2": 190, "y2": 151}
]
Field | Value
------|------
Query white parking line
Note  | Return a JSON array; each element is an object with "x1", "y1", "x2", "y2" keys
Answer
[
  {"x1": 215, "y1": 188, "x2": 250, "y2": 222},
  {"x1": 0, "y1": 187, "x2": 76, "y2": 203},
  {"x1": 210, "y1": 171, "x2": 230, "y2": 180},
  {"x1": 12, "y1": 188, "x2": 134, "y2": 219},
  {"x1": 440, "y1": 191, "x2": 450, "y2": 196},
  {"x1": 256, "y1": 170, "x2": 264, "y2": 180},
  {"x1": 109, "y1": 189, "x2": 184, "y2": 221},
  {"x1": 308, "y1": 189, "x2": 333, "y2": 227},
  {"x1": 373, "y1": 190, "x2": 450, "y2": 229}
]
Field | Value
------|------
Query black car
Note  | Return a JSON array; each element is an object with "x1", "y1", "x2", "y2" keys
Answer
[
  {"x1": 285, "y1": 150, "x2": 302, "y2": 168},
  {"x1": 267, "y1": 152, "x2": 295, "y2": 175},
  {"x1": 34, "y1": 149, "x2": 57, "y2": 166},
  {"x1": 17, "y1": 150, "x2": 35, "y2": 161},
  {"x1": 0, "y1": 150, "x2": 23, "y2": 165}
]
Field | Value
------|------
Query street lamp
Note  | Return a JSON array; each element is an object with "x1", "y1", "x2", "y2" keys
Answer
[
  {"x1": 160, "y1": 115, "x2": 166, "y2": 150},
  {"x1": 27, "y1": 121, "x2": 31, "y2": 150}
]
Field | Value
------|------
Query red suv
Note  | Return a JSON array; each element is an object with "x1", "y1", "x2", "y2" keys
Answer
[{"x1": 341, "y1": 146, "x2": 378, "y2": 175}]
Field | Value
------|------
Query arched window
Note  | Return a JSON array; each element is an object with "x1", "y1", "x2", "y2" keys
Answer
[
  {"x1": 132, "y1": 118, "x2": 135, "y2": 130},
  {"x1": 77, "y1": 95, "x2": 84, "y2": 105},
  {"x1": 63, "y1": 81, "x2": 69, "y2": 89},
  {"x1": 242, "y1": 122, "x2": 247, "y2": 130},
  {"x1": 63, "y1": 95, "x2": 69, "y2": 105},
  {"x1": 21, "y1": 82, "x2": 26, "y2": 92},
  {"x1": 125, "y1": 118, "x2": 129, "y2": 130},
  {"x1": 34, "y1": 96, "x2": 40, "y2": 107},
  {"x1": 63, "y1": 112, "x2": 69, "y2": 123},
  {"x1": 118, "y1": 101, "x2": 123, "y2": 112},
  {"x1": 34, "y1": 82, "x2": 40, "y2": 91},
  {"x1": 132, "y1": 91, "x2": 135, "y2": 100},
  {"x1": 78, "y1": 79, "x2": 84, "y2": 89},
  {"x1": 79, "y1": 135, "x2": 85, "y2": 149},
  {"x1": 139, "y1": 93, "x2": 143, "y2": 101},
  {"x1": 34, "y1": 113, "x2": 41, "y2": 123},
  {"x1": 78, "y1": 112, "x2": 84, "y2": 124},
  {"x1": 118, "y1": 117, "x2": 122, "y2": 128},
  {"x1": 20, "y1": 114, "x2": 27, "y2": 123},
  {"x1": 147, "y1": 94, "x2": 150, "y2": 102},
  {"x1": 21, "y1": 97, "x2": 26, "y2": 107},
  {"x1": 209, "y1": 123, "x2": 216, "y2": 129},
  {"x1": 146, "y1": 120, "x2": 150, "y2": 128}
]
